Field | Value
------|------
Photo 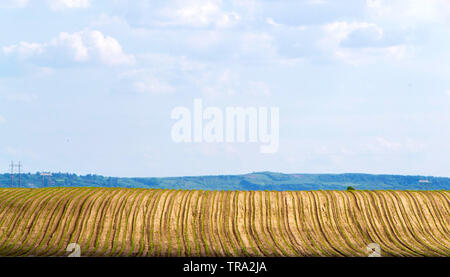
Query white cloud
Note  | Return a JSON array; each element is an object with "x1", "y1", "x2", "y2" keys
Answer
[
  {"x1": 366, "y1": 0, "x2": 382, "y2": 9},
  {"x1": 375, "y1": 137, "x2": 402, "y2": 151},
  {"x1": 51, "y1": 32, "x2": 89, "y2": 62},
  {"x1": 266, "y1": 17, "x2": 282, "y2": 27},
  {"x1": 3, "y1": 30, "x2": 135, "y2": 66},
  {"x1": 158, "y1": 0, "x2": 240, "y2": 28},
  {"x1": 446, "y1": 90, "x2": 450, "y2": 96},
  {"x1": 265, "y1": 17, "x2": 308, "y2": 32},
  {"x1": 320, "y1": 21, "x2": 409, "y2": 64},
  {"x1": 361, "y1": 137, "x2": 425, "y2": 154},
  {"x1": 323, "y1": 21, "x2": 383, "y2": 45},
  {"x1": 133, "y1": 78, "x2": 175, "y2": 94},
  {"x1": 3, "y1": 42, "x2": 45, "y2": 59},
  {"x1": 49, "y1": 0, "x2": 90, "y2": 11},
  {"x1": 367, "y1": 0, "x2": 450, "y2": 24},
  {"x1": 0, "y1": 115, "x2": 6, "y2": 124},
  {"x1": 306, "y1": 0, "x2": 327, "y2": 4}
]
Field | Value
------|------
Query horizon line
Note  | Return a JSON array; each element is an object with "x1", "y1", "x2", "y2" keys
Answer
[{"x1": 1, "y1": 171, "x2": 449, "y2": 179}]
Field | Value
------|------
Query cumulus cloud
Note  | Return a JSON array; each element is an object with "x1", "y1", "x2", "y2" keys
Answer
[
  {"x1": 90, "y1": 4, "x2": 300, "y2": 64},
  {"x1": 160, "y1": 0, "x2": 240, "y2": 28},
  {"x1": 3, "y1": 42, "x2": 45, "y2": 59},
  {"x1": 323, "y1": 21, "x2": 383, "y2": 46},
  {"x1": 49, "y1": 0, "x2": 90, "y2": 10},
  {"x1": 2, "y1": 30, "x2": 135, "y2": 66},
  {"x1": 320, "y1": 21, "x2": 409, "y2": 64},
  {"x1": 265, "y1": 17, "x2": 282, "y2": 27},
  {"x1": 119, "y1": 0, "x2": 240, "y2": 29}
]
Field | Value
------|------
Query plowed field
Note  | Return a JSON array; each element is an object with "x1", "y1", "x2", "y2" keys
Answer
[{"x1": 0, "y1": 188, "x2": 448, "y2": 257}]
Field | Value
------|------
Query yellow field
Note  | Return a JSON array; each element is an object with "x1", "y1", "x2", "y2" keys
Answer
[{"x1": 0, "y1": 188, "x2": 448, "y2": 257}]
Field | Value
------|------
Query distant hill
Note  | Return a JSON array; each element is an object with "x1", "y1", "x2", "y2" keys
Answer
[{"x1": 0, "y1": 171, "x2": 448, "y2": 190}]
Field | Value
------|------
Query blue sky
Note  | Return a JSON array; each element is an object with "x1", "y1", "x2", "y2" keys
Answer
[{"x1": 0, "y1": 0, "x2": 449, "y2": 177}]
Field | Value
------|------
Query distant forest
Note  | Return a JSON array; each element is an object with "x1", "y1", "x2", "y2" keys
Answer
[{"x1": 0, "y1": 171, "x2": 448, "y2": 190}]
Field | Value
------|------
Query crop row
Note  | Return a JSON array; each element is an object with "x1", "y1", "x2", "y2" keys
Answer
[{"x1": 0, "y1": 188, "x2": 448, "y2": 257}]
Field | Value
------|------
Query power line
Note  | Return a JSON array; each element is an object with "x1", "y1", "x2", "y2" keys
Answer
[
  {"x1": 9, "y1": 161, "x2": 14, "y2": 187},
  {"x1": 17, "y1": 161, "x2": 21, "y2": 187},
  {"x1": 40, "y1": 172, "x2": 52, "y2": 187},
  {"x1": 9, "y1": 161, "x2": 23, "y2": 187}
]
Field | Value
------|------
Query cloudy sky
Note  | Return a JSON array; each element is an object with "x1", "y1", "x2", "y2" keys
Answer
[{"x1": 0, "y1": 0, "x2": 449, "y2": 177}]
